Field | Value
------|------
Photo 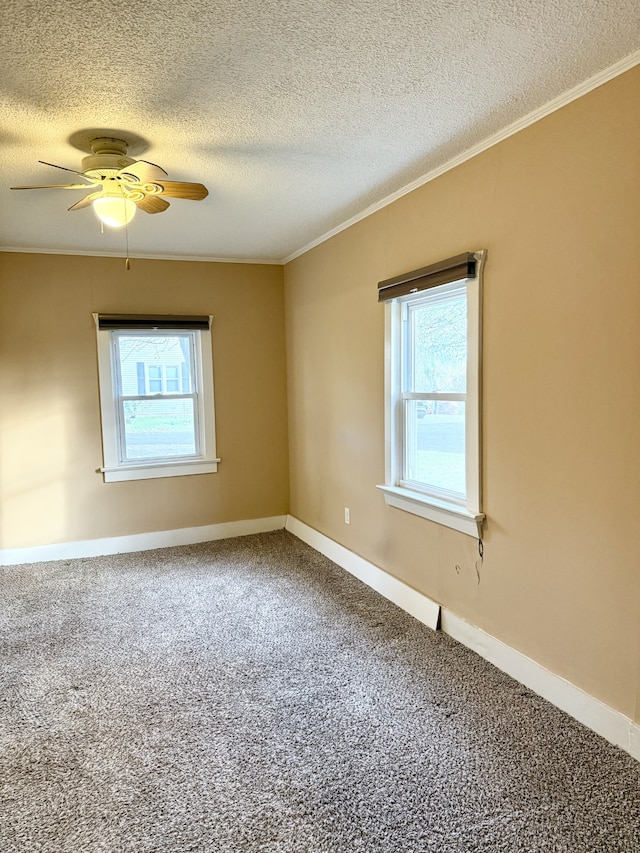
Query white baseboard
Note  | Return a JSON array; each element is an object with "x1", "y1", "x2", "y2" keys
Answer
[
  {"x1": 285, "y1": 515, "x2": 440, "y2": 630},
  {"x1": 441, "y1": 610, "x2": 640, "y2": 760},
  {"x1": 0, "y1": 515, "x2": 287, "y2": 566},
  {"x1": 285, "y1": 515, "x2": 640, "y2": 762},
  {"x1": 632, "y1": 721, "x2": 640, "y2": 760}
]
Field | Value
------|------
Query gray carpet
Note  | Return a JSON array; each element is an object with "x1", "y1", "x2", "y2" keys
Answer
[{"x1": 1, "y1": 530, "x2": 639, "y2": 852}]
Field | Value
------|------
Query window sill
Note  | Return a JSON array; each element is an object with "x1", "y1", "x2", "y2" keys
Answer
[
  {"x1": 376, "y1": 484, "x2": 484, "y2": 538},
  {"x1": 99, "y1": 458, "x2": 220, "y2": 483}
]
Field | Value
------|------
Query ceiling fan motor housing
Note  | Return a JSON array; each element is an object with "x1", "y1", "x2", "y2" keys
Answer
[{"x1": 81, "y1": 137, "x2": 135, "y2": 175}]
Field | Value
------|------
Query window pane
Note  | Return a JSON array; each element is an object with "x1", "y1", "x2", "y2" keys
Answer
[
  {"x1": 165, "y1": 366, "x2": 180, "y2": 393},
  {"x1": 122, "y1": 398, "x2": 197, "y2": 460},
  {"x1": 408, "y1": 293, "x2": 466, "y2": 393},
  {"x1": 404, "y1": 400, "x2": 465, "y2": 496},
  {"x1": 117, "y1": 335, "x2": 193, "y2": 397}
]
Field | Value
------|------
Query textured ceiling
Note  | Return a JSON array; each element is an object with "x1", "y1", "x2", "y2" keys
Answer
[{"x1": 1, "y1": 0, "x2": 638, "y2": 263}]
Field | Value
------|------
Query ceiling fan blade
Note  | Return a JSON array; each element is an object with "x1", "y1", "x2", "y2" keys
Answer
[
  {"x1": 11, "y1": 183, "x2": 91, "y2": 190},
  {"x1": 38, "y1": 160, "x2": 88, "y2": 177},
  {"x1": 119, "y1": 160, "x2": 168, "y2": 183},
  {"x1": 154, "y1": 181, "x2": 209, "y2": 200},
  {"x1": 68, "y1": 192, "x2": 101, "y2": 211},
  {"x1": 135, "y1": 195, "x2": 170, "y2": 214}
]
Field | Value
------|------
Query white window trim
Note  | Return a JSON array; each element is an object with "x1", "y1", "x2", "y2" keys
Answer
[
  {"x1": 94, "y1": 316, "x2": 220, "y2": 482},
  {"x1": 377, "y1": 250, "x2": 485, "y2": 538}
]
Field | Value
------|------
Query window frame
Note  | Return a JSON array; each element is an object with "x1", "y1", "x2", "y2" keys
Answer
[
  {"x1": 94, "y1": 315, "x2": 220, "y2": 482},
  {"x1": 377, "y1": 251, "x2": 485, "y2": 538}
]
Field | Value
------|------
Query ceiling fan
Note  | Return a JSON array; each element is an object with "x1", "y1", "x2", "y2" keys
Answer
[{"x1": 11, "y1": 136, "x2": 209, "y2": 228}]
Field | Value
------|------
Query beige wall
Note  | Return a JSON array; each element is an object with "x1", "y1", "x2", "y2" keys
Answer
[
  {"x1": 284, "y1": 67, "x2": 640, "y2": 721},
  {"x1": 0, "y1": 253, "x2": 289, "y2": 548}
]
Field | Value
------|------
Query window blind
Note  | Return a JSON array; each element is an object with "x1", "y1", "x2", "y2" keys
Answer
[
  {"x1": 377, "y1": 252, "x2": 477, "y2": 303},
  {"x1": 97, "y1": 314, "x2": 211, "y2": 331}
]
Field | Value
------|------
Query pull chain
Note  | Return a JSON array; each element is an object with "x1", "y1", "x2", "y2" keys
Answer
[{"x1": 125, "y1": 214, "x2": 131, "y2": 270}]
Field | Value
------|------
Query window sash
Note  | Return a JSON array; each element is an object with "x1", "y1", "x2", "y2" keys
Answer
[
  {"x1": 399, "y1": 283, "x2": 468, "y2": 502},
  {"x1": 401, "y1": 398, "x2": 467, "y2": 504},
  {"x1": 402, "y1": 283, "x2": 467, "y2": 395},
  {"x1": 112, "y1": 330, "x2": 196, "y2": 393},
  {"x1": 116, "y1": 394, "x2": 201, "y2": 463}
]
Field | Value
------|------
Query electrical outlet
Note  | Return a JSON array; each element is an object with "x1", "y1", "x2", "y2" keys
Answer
[{"x1": 344, "y1": 507, "x2": 350, "y2": 525}]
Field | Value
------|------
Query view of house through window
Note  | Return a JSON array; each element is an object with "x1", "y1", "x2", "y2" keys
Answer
[
  {"x1": 147, "y1": 364, "x2": 182, "y2": 394},
  {"x1": 114, "y1": 332, "x2": 199, "y2": 462}
]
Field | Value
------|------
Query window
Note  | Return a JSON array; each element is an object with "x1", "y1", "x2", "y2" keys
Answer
[
  {"x1": 94, "y1": 314, "x2": 219, "y2": 482},
  {"x1": 377, "y1": 252, "x2": 486, "y2": 537},
  {"x1": 146, "y1": 364, "x2": 182, "y2": 394}
]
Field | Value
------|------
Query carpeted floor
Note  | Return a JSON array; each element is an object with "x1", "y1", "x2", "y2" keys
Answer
[{"x1": 1, "y1": 530, "x2": 639, "y2": 852}]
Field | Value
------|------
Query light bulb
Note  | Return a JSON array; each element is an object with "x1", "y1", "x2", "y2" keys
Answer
[{"x1": 93, "y1": 195, "x2": 137, "y2": 228}]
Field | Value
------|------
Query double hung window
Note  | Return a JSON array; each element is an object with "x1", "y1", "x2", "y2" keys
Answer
[
  {"x1": 94, "y1": 314, "x2": 219, "y2": 482},
  {"x1": 377, "y1": 252, "x2": 485, "y2": 537}
]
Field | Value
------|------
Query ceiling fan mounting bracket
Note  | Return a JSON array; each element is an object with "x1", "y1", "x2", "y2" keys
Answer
[
  {"x1": 89, "y1": 137, "x2": 129, "y2": 156},
  {"x1": 81, "y1": 137, "x2": 135, "y2": 174}
]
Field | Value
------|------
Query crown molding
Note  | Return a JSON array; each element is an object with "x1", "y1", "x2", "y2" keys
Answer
[
  {"x1": 283, "y1": 48, "x2": 640, "y2": 265},
  {"x1": 0, "y1": 246, "x2": 280, "y2": 265}
]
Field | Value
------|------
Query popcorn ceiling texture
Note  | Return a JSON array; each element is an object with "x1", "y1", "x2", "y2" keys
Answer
[{"x1": 0, "y1": 0, "x2": 638, "y2": 260}]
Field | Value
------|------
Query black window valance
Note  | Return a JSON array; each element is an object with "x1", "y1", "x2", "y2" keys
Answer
[
  {"x1": 378, "y1": 252, "x2": 477, "y2": 303},
  {"x1": 97, "y1": 314, "x2": 211, "y2": 331}
]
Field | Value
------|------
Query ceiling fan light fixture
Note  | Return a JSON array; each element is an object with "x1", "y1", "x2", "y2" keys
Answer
[
  {"x1": 12, "y1": 135, "x2": 208, "y2": 228},
  {"x1": 93, "y1": 194, "x2": 137, "y2": 228}
]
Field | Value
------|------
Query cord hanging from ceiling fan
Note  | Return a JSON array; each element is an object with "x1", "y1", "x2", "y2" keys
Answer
[{"x1": 125, "y1": 216, "x2": 131, "y2": 270}]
